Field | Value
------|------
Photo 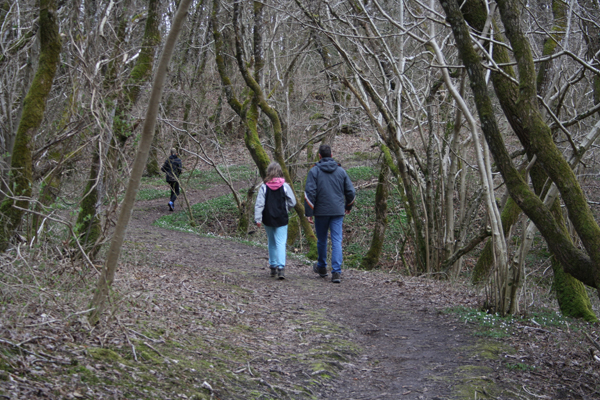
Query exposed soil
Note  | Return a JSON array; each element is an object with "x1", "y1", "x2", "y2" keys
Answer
[
  {"x1": 126, "y1": 187, "x2": 491, "y2": 399},
  {"x1": 118, "y1": 184, "x2": 598, "y2": 399}
]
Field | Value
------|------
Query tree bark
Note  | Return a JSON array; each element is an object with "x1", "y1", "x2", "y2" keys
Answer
[
  {"x1": 75, "y1": 144, "x2": 102, "y2": 257},
  {"x1": 361, "y1": 160, "x2": 389, "y2": 270},
  {"x1": 113, "y1": 0, "x2": 161, "y2": 146},
  {"x1": 0, "y1": 0, "x2": 61, "y2": 251}
]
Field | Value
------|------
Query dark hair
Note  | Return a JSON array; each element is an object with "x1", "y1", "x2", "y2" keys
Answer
[
  {"x1": 264, "y1": 162, "x2": 284, "y2": 183},
  {"x1": 318, "y1": 144, "x2": 331, "y2": 158}
]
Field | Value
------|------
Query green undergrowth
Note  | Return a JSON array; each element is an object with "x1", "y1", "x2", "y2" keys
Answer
[
  {"x1": 345, "y1": 165, "x2": 377, "y2": 181},
  {"x1": 446, "y1": 306, "x2": 581, "y2": 339},
  {"x1": 137, "y1": 187, "x2": 167, "y2": 201},
  {"x1": 183, "y1": 165, "x2": 257, "y2": 186},
  {"x1": 154, "y1": 192, "x2": 239, "y2": 235}
]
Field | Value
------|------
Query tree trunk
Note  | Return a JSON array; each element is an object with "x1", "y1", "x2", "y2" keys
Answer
[
  {"x1": 0, "y1": 0, "x2": 61, "y2": 251},
  {"x1": 113, "y1": 0, "x2": 161, "y2": 145},
  {"x1": 472, "y1": 197, "x2": 522, "y2": 283},
  {"x1": 361, "y1": 160, "x2": 389, "y2": 270},
  {"x1": 75, "y1": 145, "x2": 102, "y2": 257},
  {"x1": 89, "y1": 0, "x2": 193, "y2": 325}
]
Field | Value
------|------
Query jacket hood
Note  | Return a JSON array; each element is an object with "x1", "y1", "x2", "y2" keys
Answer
[
  {"x1": 317, "y1": 157, "x2": 339, "y2": 173},
  {"x1": 266, "y1": 177, "x2": 285, "y2": 190}
]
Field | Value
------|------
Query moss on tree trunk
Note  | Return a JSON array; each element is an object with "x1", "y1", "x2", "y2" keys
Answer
[
  {"x1": 552, "y1": 257, "x2": 598, "y2": 321},
  {"x1": 113, "y1": 0, "x2": 161, "y2": 146},
  {"x1": 361, "y1": 161, "x2": 389, "y2": 270},
  {"x1": 0, "y1": 0, "x2": 61, "y2": 251},
  {"x1": 462, "y1": 0, "x2": 597, "y2": 319}
]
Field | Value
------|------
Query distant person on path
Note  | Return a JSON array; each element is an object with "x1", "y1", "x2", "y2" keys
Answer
[
  {"x1": 304, "y1": 144, "x2": 356, "y2": 283},
  {"x1": 255, "y1": 162, "x2": 297, "y2": 280},
  {"x1": 161, "y1": 148, "x2": 183, "y2": 211}
]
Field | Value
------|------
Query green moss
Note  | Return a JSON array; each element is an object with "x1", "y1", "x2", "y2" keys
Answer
[
  {"x1": 552, "y1": 260, "x2": 598, "y2": 322},
  {"x1": 287, "y1": 214, "x2": 300, "y2": 245},
  {"x1": 0, "y1": 0, "x2": 61, "y2": 251},
  {"x1": 452, "y1": 365, "x2": 498, "y2": 399},
  {"x1": 140, "y1": 350, "x2": 161, "y2": 363},
  {"x1": 88, "y1": 348, "x2": 123, "y2": 362}
]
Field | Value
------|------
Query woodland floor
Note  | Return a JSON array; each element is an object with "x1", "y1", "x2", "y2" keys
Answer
[{"x1": 1, "y1": 140, "x2": 599, "y2": 399}]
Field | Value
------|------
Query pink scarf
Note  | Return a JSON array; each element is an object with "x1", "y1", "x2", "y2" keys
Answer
[{"x1": 266, "y1": 177, "x2": 285, "y2": 190}]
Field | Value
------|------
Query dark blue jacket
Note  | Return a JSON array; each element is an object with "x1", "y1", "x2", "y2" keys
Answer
[
  {"x1": 304, "y1": 158, "x2": 355, "y2": 217},
  {"x1": 161, "y1": 155, "x2": 182, "y2": 182}
]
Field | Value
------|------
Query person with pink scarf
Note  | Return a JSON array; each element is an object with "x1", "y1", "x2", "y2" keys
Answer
[{"x1": 254, "y1": 162, "x2": 297, "y2": 279}]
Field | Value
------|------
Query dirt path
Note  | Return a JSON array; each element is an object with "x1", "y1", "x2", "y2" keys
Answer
[{"x1": 125, "y1": 188, "x2": 501, "y2": 399}]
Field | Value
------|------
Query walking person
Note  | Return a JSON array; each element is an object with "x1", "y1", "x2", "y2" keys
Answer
[
  {"x1": 161, "y1": 148, "x2": 183, "y2": 211},
  {"x1": 304, "y1": 144, "x2": 356, "y2": 283},
  {"x1": 255, "y1": 162, "x2": 297, "y2": 280}
]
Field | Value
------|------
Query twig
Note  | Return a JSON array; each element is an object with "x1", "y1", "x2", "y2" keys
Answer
[
  {"x1": 117, "y1": 317, "x2": 137, "y2": 362},
  {"x1": 126, "y1": 327, "x2": 164, "y2": 343},
  {"x1": 522, "y1": 385, "x2": 552, "y2": 399},
  {"x1": 0, "y1": 338, "x2": 49, "y2": 360},
  {"x1": 585, "y1": 332, "x2": 600, "y2": 352},
  {"x1": 143, "y1": 341, "x2": 163, "y2": 357}
]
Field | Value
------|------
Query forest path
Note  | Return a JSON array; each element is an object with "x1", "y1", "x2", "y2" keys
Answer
[{"x1": 124, "y1": 186, "x2": 499, "y2": 399}]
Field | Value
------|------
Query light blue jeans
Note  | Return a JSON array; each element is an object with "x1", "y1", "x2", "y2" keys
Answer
[
  {"x1": 314, "y1": 216, "x2": 344, "y2": 274},
  {"x1": 264, "y1": 225, "x2": 288, "y2": 269}
]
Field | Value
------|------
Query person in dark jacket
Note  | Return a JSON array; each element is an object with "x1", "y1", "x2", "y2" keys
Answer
[
  {"x1": 304, "y1": 144, "x2": 355, "y2": 283},
  {"x1": 161, "y1": 148, "x2": 183, "y2": 211}
]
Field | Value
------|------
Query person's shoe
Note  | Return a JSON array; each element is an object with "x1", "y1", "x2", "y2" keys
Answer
[
  {"x1": 168, "y1": 201, "x2": 174, "y2": 211},
  {"x1": 278, "y1": 268, "x2": 285, "y2": 280},
  {"x1": 331, "y1": 272, "x2": 341, "y2": 283},
  {"x1": 270, "y1": 267, "x2": 277, "y2": 277},
  {"x1": 313, "y1": 263, "x2": 327, "y2": 278}
]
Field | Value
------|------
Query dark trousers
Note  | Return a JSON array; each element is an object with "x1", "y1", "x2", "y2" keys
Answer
[{"x1": 168, "y1": 181, "x2": 180, "y2": 203}]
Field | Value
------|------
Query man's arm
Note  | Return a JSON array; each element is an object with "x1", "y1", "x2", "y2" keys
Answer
[
  {"x1": 304, "y1": 169, "x2": 317, "y2": 217},
  {"x1": 344, "y1": 173, "x2": 356, "y2": 213}
]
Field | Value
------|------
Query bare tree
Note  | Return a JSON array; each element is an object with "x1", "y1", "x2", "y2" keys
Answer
[{"x1": 89, "y1": 0, "x2": 193, "y2": 325}]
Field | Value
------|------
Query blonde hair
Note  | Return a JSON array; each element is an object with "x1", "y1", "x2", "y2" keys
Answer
[{"x1": 264, "y1": 162, "x2": 284, "y2": 183}]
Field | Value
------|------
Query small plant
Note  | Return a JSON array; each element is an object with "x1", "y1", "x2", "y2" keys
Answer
[
  {"x1": 346, "y1": 166, "x2": 377, "y2": 181},
  {"x1": 505, "y1": 362, "x2": 535, "y2": 371},
  {"x1": 350, "y1": 151, "x2": 377, "y2": 161},
  {"x1": 446, "y1": 307, "x2": 514, "y2": 338},
  {"x1": 137, "y1": 188, "x2": 167, "y2": 201}
]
